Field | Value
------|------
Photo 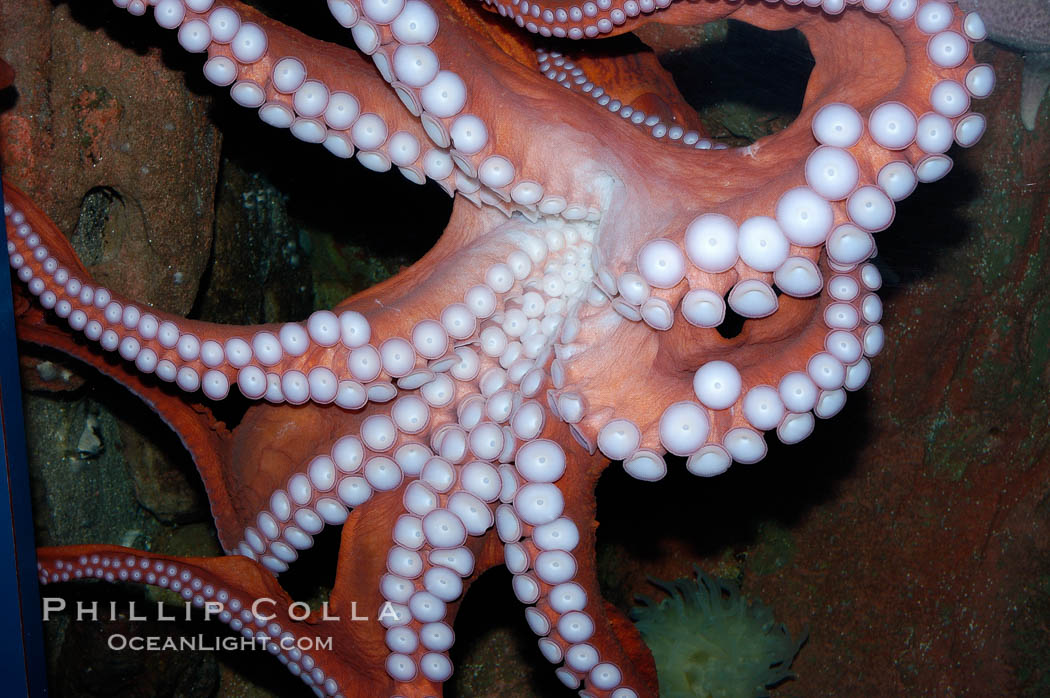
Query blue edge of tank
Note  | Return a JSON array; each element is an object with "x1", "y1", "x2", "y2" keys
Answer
[{"x1": 0, "y1": 176, "x2": 49, "y2": 696}]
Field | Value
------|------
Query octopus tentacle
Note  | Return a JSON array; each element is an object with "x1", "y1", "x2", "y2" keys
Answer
[
  {"x1": 330, "y1": 462, "x2": 513, "y2": 697},
  {"x1": 499, "y1": 435, "x2": 658, "y2": 695},
  {"x1": 4, "y1": 184, "x2": 245, "y2": 541},
  {"x1": 35, "y1": 545, "x2": 368, "y2": 696},
  {"x1": 480, "y1": 0, "x2": 674, "y2": 39},
  {"x1": 124, "y1": 0, "x2": 624, "y2": 214},
  {"x1": 376, "y1": 443, "x2": 501, "y2": 688},
  {"x1": 5, "y1": 185, "x2": 530, "y2": 409},
  {"x1": 567, "y1": 255, "x2": 882, "y2": 471},
  {"x1": 533, "y1": 49, "x2": 710, "y2": 148},
  {"x1": 150, "y1": 0, "x2": 461, "y2": 188}
]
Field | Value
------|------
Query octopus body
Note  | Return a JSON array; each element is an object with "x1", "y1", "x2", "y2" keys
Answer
[{"x1": 3, "y1": 0, "x2": 995, "y2": 696}]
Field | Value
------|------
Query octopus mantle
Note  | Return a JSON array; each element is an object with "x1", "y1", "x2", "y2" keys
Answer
[{"x1": 3, "y1": 0, "x2": 995, "y2": 696}]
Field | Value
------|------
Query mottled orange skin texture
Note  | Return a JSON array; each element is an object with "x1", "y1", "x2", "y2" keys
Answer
[{"x1": 2, "y1": 0, "x2": 992, "y2": 696}]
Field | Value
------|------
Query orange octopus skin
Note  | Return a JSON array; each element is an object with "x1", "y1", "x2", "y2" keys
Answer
[{"x1": 2, "y1": 0, "x2": 995, "y2": 695}]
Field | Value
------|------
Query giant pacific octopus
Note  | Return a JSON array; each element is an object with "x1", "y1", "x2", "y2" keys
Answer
[{"x1": 3, "y1": 0, "x2": 996, "y2": 696}]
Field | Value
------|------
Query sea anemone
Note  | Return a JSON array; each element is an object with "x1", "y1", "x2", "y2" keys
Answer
[{"x1": 630, "y1": 568, "x2": 806, "y2": 698}]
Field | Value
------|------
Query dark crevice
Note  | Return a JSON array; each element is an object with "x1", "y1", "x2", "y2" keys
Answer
[
  {"x1": 278, "y1": 523, "x2": 343, "y2": 604},
  {"x1": 240, "y1": 0, "x2": 354, "y2": 47},
  {"x1": 656, "y1": 20, "x2": 815, "y2": 145},
  {"x1": 718, "y1": 291, "x2": 746, "y2": 339},
  {"x1": 447, "y1": 566, "x2": 575, "y2": 697},
  {"x1": 71, "y1": 186, "x2": 125, "y2": 267},
  {"x1": 595, "y1": 393, "x2": 871, "y2": 600}
]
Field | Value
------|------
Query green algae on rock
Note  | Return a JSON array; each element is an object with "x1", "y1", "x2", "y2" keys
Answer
[{"x1": 631, "y1": 568, "x2": 806, "y2": 698}]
